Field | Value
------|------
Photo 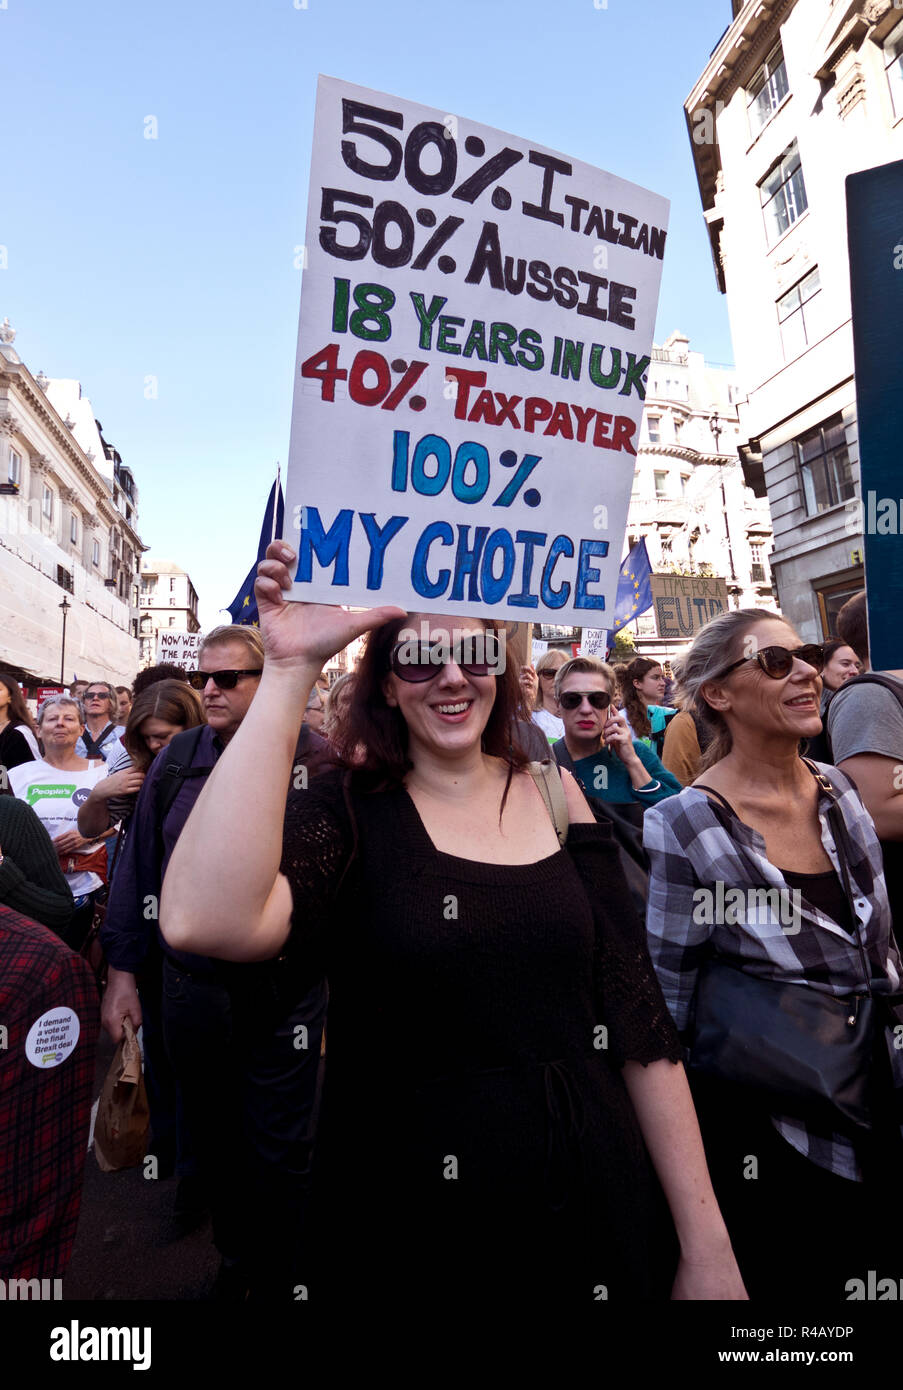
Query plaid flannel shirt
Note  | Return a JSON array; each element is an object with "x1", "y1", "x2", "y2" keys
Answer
[
  {"x1": 643, "y1": 762, "x2": 903, "y2": 1182},
  {"x1": 0, "y1": 905, "x2": 100, "y2": 1277}
]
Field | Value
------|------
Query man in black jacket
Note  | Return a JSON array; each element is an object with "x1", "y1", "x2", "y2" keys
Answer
[{"x1": 101, "y1": 625, "x2": 335, "y2": 1300}]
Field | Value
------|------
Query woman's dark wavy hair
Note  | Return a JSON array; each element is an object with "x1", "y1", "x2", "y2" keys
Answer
[
  {"x1": 0, "y1": 673, "x2": 38, "y2": 737},
  {"x1": 330, "y1": 613, "x2": 530, "y2": 804},
  {"x1": 617, "y1": 656, "x2": 662, "y2": 741}
]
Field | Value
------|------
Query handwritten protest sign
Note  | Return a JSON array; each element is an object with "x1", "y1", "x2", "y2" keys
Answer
[
  {"x1": 285, "y1": 77, "x2": 668, "y2": 625},
  {"x1": 650, "y1": 575, "x2": 727, "y2": 639},
  {"x1": 155, "y1": 631, "x2": 203, "y2": 666},
  {"x1": 579, "y1": 629, "x2": 609, "y2": 658}
]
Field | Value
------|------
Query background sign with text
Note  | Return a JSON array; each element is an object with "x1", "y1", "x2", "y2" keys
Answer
[
  {"x1": 651, "y1": 575, "x2": 728, "y2": 639},
  {"x1": 155, "y1": 631, "x2": 203, "y2": 666}
]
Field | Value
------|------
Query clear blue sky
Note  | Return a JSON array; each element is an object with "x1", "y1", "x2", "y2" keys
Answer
[{"x1": 4, "y1": 0, "x2": 734, "y2": 628}]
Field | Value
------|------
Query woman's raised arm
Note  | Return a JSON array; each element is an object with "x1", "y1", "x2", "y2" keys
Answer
[{"x1": 159, "y1": 541, "x2": 404, "y2": 962}]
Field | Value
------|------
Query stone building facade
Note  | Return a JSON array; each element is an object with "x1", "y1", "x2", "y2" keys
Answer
[{"x1": 685, "y1": 0, "x2": 903, "y2": 639}]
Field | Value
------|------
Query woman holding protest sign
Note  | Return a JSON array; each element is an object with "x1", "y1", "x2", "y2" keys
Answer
[{"x1": 160, "y1": 538, "x2": 746, "y2": 1308}]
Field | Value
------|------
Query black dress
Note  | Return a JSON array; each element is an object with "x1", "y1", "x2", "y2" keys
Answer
[{"x1": 280, "y1": 769, "x2": 683, "y2": 1307}]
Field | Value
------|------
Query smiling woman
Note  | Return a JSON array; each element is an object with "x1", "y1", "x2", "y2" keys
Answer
[
  {"x1": 644, "y1": 608, "x2": 903, "y2": 1301},
  {"x1": 158, "y1": 542, "x2": 748, "y2": 1308}
]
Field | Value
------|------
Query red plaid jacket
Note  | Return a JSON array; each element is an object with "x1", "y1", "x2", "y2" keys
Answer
[{"x1": 0, "y1": 905, "x2": 100, "y2": 1277}]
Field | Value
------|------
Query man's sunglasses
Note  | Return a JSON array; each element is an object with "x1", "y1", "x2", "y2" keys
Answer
[
  {"x1": 559, "y1": 690, "x2": 612, "y2": 712},
  {"x1": 186, "y1": 668, "x2": 263, "y2": 691},
  {"x1": 84, "y1": 691, "x2": 110, "y2": 700},
  {"x1": 716, "y1": 644, "x2": 824, "y2": 682},
  {"x1": 390, "y1": 641, "x2": 500, "y2": 683}
]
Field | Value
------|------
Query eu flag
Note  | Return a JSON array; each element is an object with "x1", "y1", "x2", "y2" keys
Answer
[
  {"x1": 611, "y1": 537, "x2": 653, "y2": 631},
  {"x1": 225, "y1": 477, "x2": 285, "y2": 626}
]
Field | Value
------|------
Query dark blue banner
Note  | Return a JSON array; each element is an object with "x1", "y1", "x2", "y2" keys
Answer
[{"x1": 846, "y1": 158, "x2": 903, "y2": 673}]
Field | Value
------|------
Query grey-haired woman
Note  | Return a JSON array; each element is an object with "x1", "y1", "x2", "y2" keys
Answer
[{"x1": 644, "y1": 607, "x2": 903, "y2": 1300}]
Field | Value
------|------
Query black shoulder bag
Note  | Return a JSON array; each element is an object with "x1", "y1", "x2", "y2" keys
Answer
[
  {"x1": 551, "y1": 740, "x2": 649, "y2": 913},
  {"x1": 688, "y1": 762, "x2": 879, "y2": 1132}
]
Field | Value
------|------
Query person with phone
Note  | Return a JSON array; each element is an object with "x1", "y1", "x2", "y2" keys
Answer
[{"x1": 552, "y1": 656, "x2": 681, "y2": 809}]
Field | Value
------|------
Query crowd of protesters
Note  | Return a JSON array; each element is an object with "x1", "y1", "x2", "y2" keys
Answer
[{"x1": 1, "y1": 576, "x2": 902, "y2": 1306}]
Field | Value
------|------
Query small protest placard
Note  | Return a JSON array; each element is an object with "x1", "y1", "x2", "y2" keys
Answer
[
  {"x1": 650, "y1": 575, "x2": 728, "y2": 640},
  {"x1": 285, "y1": 76, "x2": 668, "y2": 625},
  {"x1": 155, "y1": 631, "x2": 203, "y2": 667},
  {"x1": 579, "y1": 628, "x2": 609, "y2": 658}
]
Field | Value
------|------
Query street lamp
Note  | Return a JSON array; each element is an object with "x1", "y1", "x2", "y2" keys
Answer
[
  {"x1": 59, "y1": 596, "x2": 71, "y2": 686},
  {"x1": 709, "y1": 409, "x2": 739, "y2": 601}
]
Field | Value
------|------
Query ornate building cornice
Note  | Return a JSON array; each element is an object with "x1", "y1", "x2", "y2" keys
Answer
[{"x1": 0, "y1": 360, "x2": 114, "y2": 506}]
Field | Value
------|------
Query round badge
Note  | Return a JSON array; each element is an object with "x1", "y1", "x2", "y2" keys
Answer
[{"x1": 25, "y1": 1007, "x2": 81, "y2": 1068}]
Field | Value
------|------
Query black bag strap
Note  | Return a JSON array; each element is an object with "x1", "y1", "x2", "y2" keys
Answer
[
  {"x1": 83, "y1": 722, "x2": 116, "y2": 758},
  {"x1": 801, "y1": 758, "x2": 873, "y2": 997},
  {"x1": 552, "y1": 739, "x2": 649, "y2": 869},
  {"x1": 153, "y1": 726, "x2": 211, "y2": 861},
  {"x1": 693, "y1": 783, "x2": 736, "y2": 815},
  {"x1": 652, "y1": 709, "x2": 679, "y2": 759}
]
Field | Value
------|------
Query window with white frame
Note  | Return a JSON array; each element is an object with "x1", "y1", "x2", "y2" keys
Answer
[
  {"x1": 777, "y1": 268, "x2": 825, "y2": 360},
  {"x1": 654, "y1": 470, "x2": 668, "y2": 498},
  {"x1": 92, "y1": 538, "x2": 100, "y2": 566},
  {"x1": 8, "y1": 449, "x2": 21, "y2": 485},
  {"x1": 70, "y1": 513, "x2": 78, "y2": 545},
  {"x1": 631, "y1": 470, "x2": 641, "y2": 497},
  {"x1": 884, "y1": 17, "x2": 903, "y2": 120},
  {"x1": 797, "y1": 416, "x2": 855, "y2": 515},
  {"x1": 42, "y1": 485, "x2": 54, "y2": 520},
  {"x1": 748, "y1": 42, "x2": 790, "y2": 138},
  {"x1": 647, "y1": 415, "x2": 661, "y2": 443},
  {"x1": 680, "y1": 473, "x2": 690, "y2": 495},
  {"x1": 759, "y1": 140, "x2": 808, "y2": 247}
]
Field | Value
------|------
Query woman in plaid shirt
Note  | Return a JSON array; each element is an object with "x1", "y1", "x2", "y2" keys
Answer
[{"x1": 644, "y1": 607, "x2": 903, "y2": 1301}]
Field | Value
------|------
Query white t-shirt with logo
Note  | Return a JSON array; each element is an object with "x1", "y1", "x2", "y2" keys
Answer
[{"x1": 8, "y1": 758, "x2": 108, "y2": 895}]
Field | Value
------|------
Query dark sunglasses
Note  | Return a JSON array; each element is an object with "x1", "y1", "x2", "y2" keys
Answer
[
  {"x1": 538, "y1": 669, "x2": 558, "y2": 679},
  {"x1": 716, "y1": 644, "x2": 824, "y2": 682},
  {"x1": 390, "y1": 640, "x2": 500, "y2": 683},
  {"x1": 84, "y1": 690, "x2": 109, "y2": 700},
  {"x1": 559, "y1": 690, "x2": 612, "y2": 712},
  {"x1": 186, "y1": 668, "x2": 263, "y2": 691}
]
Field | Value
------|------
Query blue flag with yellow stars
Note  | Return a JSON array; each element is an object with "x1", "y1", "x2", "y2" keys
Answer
[
  {"x1": 225, "y1": 478, "x2": 284, "y2": 627},
  {"x1": 610, "y1": 537, "x2": 653, "y2": 632}
]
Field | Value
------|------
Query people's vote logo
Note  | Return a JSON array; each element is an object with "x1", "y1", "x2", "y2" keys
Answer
[{"x1": 72, "y1": 788, "x2": 91, "y2": 807}]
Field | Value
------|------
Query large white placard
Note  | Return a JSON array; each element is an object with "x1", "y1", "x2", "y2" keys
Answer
[{"x1": 285, "y1": 77, "x2": 668, "y2": 625}]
